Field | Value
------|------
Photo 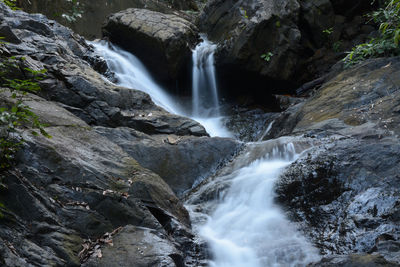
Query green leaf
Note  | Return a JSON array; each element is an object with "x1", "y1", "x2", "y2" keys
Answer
[{"x1": 394, "y1": 28, "x2": 400, "y2": 45}]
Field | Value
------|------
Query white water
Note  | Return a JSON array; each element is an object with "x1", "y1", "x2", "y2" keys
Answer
[
  {"x1": 91, "y1": 40, "x2": 231, "y2": 138},
  {"x1": 191, "y1": 37, "x2": 232, "y2": 138},
  {"x1": 258, "y1": 120, "x2": 275, "y2": 141},
  {"x1": 90, "y1": 41, "x2": 183, "y2": 115},
  {"x1": 192, "y1": 37, "x2": 220, "y2": 117},
  {"x1": 91, "y1": 40, "x2": 319, "y2": 266},
  {"x1": 199, "y1": 142, "x2": 320, "y2": 267}
]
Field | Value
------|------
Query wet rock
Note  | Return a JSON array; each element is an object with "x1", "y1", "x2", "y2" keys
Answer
[
  {"x1": 266, "y1": 56, "x2": 400, "y2": 140},
  {"x1": 267, "y1": 56, "x2": 400, "y2": 264},
  {"x1": 103, "y1": 8, "x2": 198, "y2": 88},
  {"x1": 311, "y1": 254, "x2": 398, "y2": 266},
  {"x1": 199, "y1": 0, "x2": 301, "y2": 82},
  {"x1": 82, "y1": 225, "x2": 184, "y2": 267},
  {"x1": 276, "y1": 138, "x2": 400, "y2": 263},
  {"x1": 223, "y1": 108, "x2": 280, "y2": 142},
  {"x1": 0, "y1": 2, "x2": 206, "y2": 137},
  {"x1": 0, "y1": 90, "x2": 198, "y2": 265},
  {"x1": 95, "y1": 126, "x2": 241, "y2": 196}
]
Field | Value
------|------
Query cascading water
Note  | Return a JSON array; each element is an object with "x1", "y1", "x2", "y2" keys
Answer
[
  {"x1": 90, "y1": 41, "x2": 183, "y2": 115},
  {"x1": 191, "y1": 37, "x2": 232, "y2": 138},
  {"x1": 187, "y1": 139, "x2": 321, "y2": 267},
  {"x1": 192, "y1": 37, "x2": 220, "y2": 117},
  {"x1": 91, "y1": 39, "x2": 320, "y2": 266},
  {"x1": 91, "y1": 40, "x2": 231, "y2": 137}
]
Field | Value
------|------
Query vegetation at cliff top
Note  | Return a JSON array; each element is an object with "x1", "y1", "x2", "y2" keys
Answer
[
  {"x1": 0, "y1": 0, "x2": 18, "y2": 10},
  {"x1": 344, "y1": 0, "x2": 400, "y2": 66},
  {"x1": 1, "y1": 0, "x2": 83, "y2": 22}
]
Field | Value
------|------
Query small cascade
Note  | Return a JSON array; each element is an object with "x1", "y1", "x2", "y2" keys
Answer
[
  {"x1": 92, "y1": 40, "x2": 320, "y2": 266},
  {"x1": 258, "y1": 120, "x2": 275, "y2": 141},
  {"x1": 192, "y1": 37, "x2": 220, "y2": 118},
  {"x1": 190, "y1": 36, "x2": 232, "y2": 137},
  {"x1": 91, "y1": 40, "x2": 232, "y2": 137},
  {"x1": 189, "y1": 139, "x2": 320, "y2": 267},
  {"x1": 90, "y1": 41, "x2": 183, "y2": 115}
]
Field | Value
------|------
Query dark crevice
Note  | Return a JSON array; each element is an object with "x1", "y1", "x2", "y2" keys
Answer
[
  {"x1": 146, "y1": 205, "x2": 173, "y2": 233},
  {"x1": 169, "y1": 253, "x2": 185, "y2": 267}
]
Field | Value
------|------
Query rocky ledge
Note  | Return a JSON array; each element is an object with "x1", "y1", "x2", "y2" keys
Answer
[
  {"x1": 271, "y1": 57, "x2": 400, "y2": 265},
  {"x1": 0, "y1": 3, "x2": 240, "y2": 266}
]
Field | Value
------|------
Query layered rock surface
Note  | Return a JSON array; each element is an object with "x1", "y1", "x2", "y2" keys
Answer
[
  {"x1": 268, "y1": 57, "x2": 400, "y2": 265},
  {"x1": 103, "y1": 8, "x2": 198, "y2": 90},
  {"x1": 0, "y1": 3, "x2": 239, "y2": 266}
]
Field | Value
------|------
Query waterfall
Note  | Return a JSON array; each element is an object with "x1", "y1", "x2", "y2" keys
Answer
[
  {"x1": 91, "y1": 40, "x2": 232, "y2": 137},
  {"x1": 190, "y1": 37, "x2": 232, "y2": 138},
  {"x1": 192, "y1": 37, "x2": 220, "y2": 117},
  {"x1": 192, "y1": 141, "x2": 320, "y2": 267},
  {"x1": 90, "y1": 41, "x2": 183, "y2": 115},
  {"x1": 92, "y1": 40, "x2": 320, "y2": 266}
]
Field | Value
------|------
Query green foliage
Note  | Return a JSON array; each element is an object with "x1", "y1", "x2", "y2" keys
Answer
[
  {"x1": 322, "y1": 27, "x2": 333, "y2": 35},
  {"x1": 0, "y1": 0, "x2": 19, "y2": 10},
  {"x1": 2, "y1": 0, "x2": 83, "y2": 23},
  {"x1": 61, "y1": 0, "x2": 84, "y2": 22},
  {"x1": 261, "y1": 52, "x2": 274, "y2": 62},
  {"x1": 333, "y1": 41, "x2": 342, "y2": 52},
  {"x1": 344, "y1": 0, "x2": 400, "y2": 66},
  {"x1": 240, "y1": 7, "x2": 249, "y2": 19},
  {"x1": 0, "y1": 56, "x2": 50, "y2": 170}
]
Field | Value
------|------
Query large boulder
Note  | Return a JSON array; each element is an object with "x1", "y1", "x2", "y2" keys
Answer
[
  {"x1": 103, "y1": 8, "x2": 198, "y2": 90},
  {"x1": 265, "y1": 56, "x2": 400, "y2": 140}
]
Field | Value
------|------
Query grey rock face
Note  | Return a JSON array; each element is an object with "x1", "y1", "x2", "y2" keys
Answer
[
  {"x1": 267, "y1": 57, "x2": 400, "y2": 139},
  {"x1": 276, "y1": 138, "x2": 400, "y2": 264},
  {"x1": 95, "y1": 127, "x2": 241, "y2": 196},
  {"x1": 0, "y1": 2, "x2": 206, "y2": 137},
  {"x1": 197, "y1": 0, "x2": 378, "y2": 101},
  {"x1": 0, "y1": 3, "x2": 235, "y2": 266},
  {"x1": 269, "y1": 57, "x2": 400, "y2": 265},
  {"x1": 0, "y1": 88, "x2": 198, "y2": 264},
  {"x1": 199, "y1": 0, "x2": 301, "y2": 82},
  {"x1": 82, "y1": 225, "x2": 184, "y2": 267},
  {"x1": 103, "y1": 8, "x2": 198, "y2": 88}
]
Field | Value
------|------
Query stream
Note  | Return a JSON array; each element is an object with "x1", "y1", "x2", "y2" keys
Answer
[{"x1": 92, "y1": 39, "x2": 321, "y2": 266}]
